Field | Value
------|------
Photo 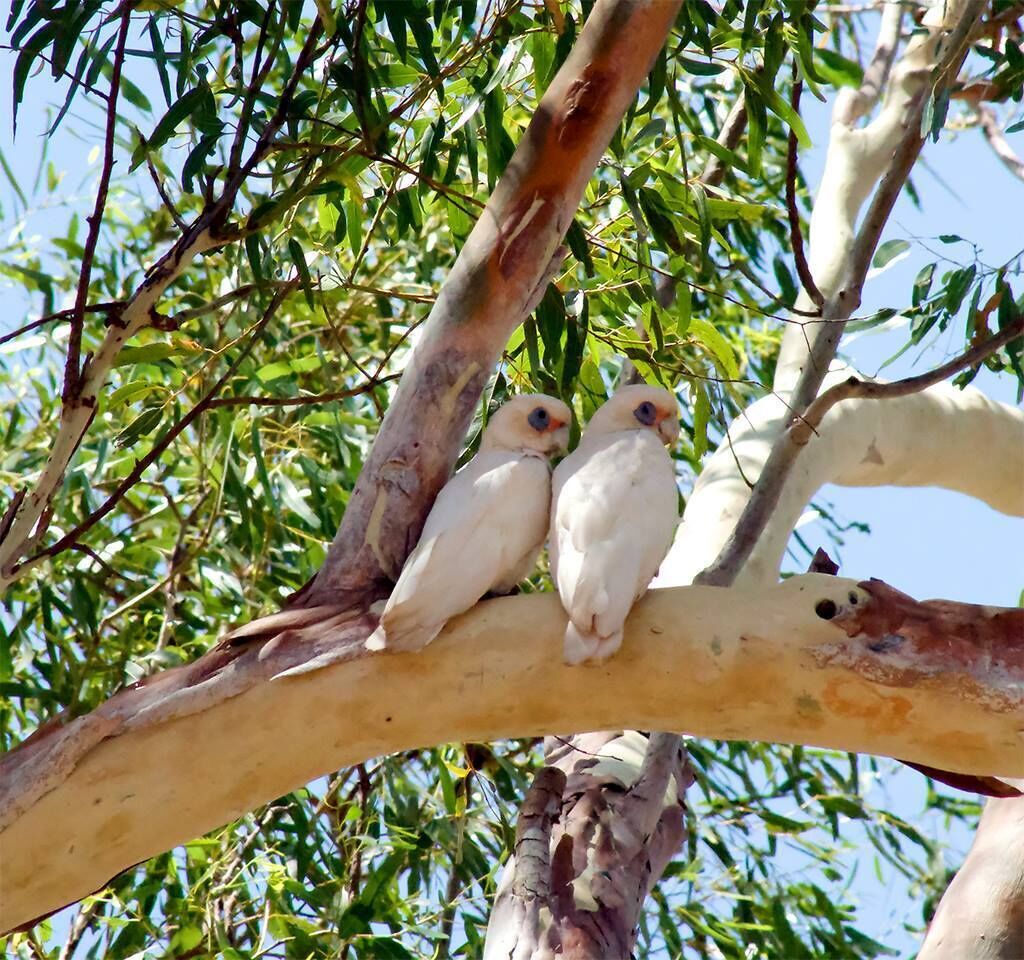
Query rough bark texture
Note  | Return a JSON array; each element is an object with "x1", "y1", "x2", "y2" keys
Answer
[
  {"x1": 301, "y1": 0, "x2": 682, "y2": 607},
  {"x1": 918, "y1": 792, "x2": 1024, "y2": 960},
  {"x1": 485, "y1": 732, "x2": 692, "y2": 959},
  {"x1": 2, "y1": 574, "x2": 1022, "y2": 933}
]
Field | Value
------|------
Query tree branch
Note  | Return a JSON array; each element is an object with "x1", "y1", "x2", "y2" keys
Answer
[
  {"x1": 918, "y1": 792, "x2": 1024, "y2": 960},
  {"x1": 205, "y1": 376, "x2": 398, "y2": 410},
  {"x1": 658, "y1": 380, "x2": 1023, "y2": 590},
  {"x1": 63, "y1": 3, "x2": 132, "y2": 405},
  {"x1": 785, "y1": 70, "x2": 824, "y2": 309},
  {"x1": 674, "y1": 0, "x2": 988, "y2": 589},
  {"x1": 976, "y1": 105, "x2": 1024, "y2": 181},
  {"x1": 791, "y1": 316, "x2": 1024, "y2": 444},
  {"x1": 2, "y1": 574, "x2": 1019, "y2": 933}
]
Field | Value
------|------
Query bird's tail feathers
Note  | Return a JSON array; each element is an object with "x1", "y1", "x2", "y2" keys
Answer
[
  {"x1": 564, "y1": 621, "x2": 622, "y2": 665},
  {"x1": 365, "y1": 616, "x2": 440, "y2": 654},
  {"x1": 365, "y1": 625, "x2": 387, "y2": 652}
]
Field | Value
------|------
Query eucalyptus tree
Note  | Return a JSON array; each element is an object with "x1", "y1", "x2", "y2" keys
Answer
[{"x1": 1, "y1": 1, "x2": 1022, "y2": 958}]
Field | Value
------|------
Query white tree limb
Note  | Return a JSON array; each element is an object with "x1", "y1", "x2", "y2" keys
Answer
[
  {"x1": 775, "y1": 0, "x2": 984, "y2": 398},
  {"x1": 657, "y1": 381, "x2": 1024, "y2": 589},
  {"x1": 1, "y1": 573, "x2": 1021, "y2": 933}
]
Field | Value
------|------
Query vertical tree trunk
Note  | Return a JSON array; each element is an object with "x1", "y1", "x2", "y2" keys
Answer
[
  {"x1": 485, "y1": 732, "x2": 692, "y2": 959},
  {"x1": 917, "y1": 791, "x2": 1024, "y2": 960}
]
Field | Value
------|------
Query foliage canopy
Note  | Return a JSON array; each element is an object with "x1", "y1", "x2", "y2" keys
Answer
[{"x1": 1, "y1": 1, "x2": 1022, "y2": 957}]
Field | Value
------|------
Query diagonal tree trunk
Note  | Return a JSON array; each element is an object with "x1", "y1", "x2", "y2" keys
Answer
[{"x1": 301, "y1": 0, "x2": 682, "y2": 608}]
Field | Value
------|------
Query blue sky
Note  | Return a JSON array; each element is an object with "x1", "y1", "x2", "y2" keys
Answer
[{"x1": 2, "y1": 25, "x2": 1022, "y2": 960}]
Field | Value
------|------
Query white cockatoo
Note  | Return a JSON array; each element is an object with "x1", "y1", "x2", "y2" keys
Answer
[
  {"x1": 366, "y1": 393, "x2": 571, "y2": 652},
  {"x1": 550, "y1": 384, "x2": 680, "y2": 664}
]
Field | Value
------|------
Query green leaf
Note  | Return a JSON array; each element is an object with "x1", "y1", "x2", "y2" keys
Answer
[
  {"x1": 679, "y1": 56, "x2": 726, "y2": 76},
  {"x1": 132, "y1": 87, "x2": 207, "y2": 170},
  {"x1": 675, "y1": 281, "x2": 692, "y2": 337},
  {"x1": 114, "y1": 343, "x2": 199, "y2": 367},
  {"x1": 288, "y1": 238, "x2": 316, "y2": 309},
  {"x1": 815, "y1": 48, "x2": 864, "y2": 89},
  {"x1": 689, "y1": 318, "x2": 739, "y2": 381},
  {"x1": 108, "y1": 380, "x2": 163, "y2": 408},
  {"x1": 912, "y1": 263, "x2": 935, "y2": 307},
  {"x1": 872, "y1": 238, "x2": 911, "y2": 269},
  {"x1": 115, "y1": 405, "x2": 164, "y2": 448},
  {"x1": 689, "y1": 182, "x2": 712, "y2": 272}
]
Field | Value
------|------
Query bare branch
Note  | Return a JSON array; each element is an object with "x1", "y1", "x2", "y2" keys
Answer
[
  {"x1": 976, "y1": 105, "x2": 1024, "y2": 180},
  {"x1": 792, "y1": 316, "x2": 1024, "y2": 444},
  {"x1": 63, "y1": 4, "x2": 132, "y2": 405},
  {"x1": 785, "y1": 70, "x2": 824, "y2": 309},
  {"x1": 205, "y1": 376, "x2": 398, "y2": 409},
  {"x1": 699, "y1": 94, "x2": 748, "y2": 187},
  {"x1": 1, "y1": 575, "x2": 1020, "y2": 932},
  {"x1": 835, "y1": 0, "x2": 904, "y2": 125}
]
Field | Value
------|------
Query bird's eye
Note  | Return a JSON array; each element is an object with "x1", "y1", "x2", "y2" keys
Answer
[
  {"x1": 633, "y1": 401, "x2": 657, "y2": 426},
  {"x1": 528, "y1": 406, "x2": 550, "y2": 431}
]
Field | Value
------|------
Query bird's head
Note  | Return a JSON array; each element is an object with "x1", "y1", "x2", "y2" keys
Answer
[
  {"x1": 586, "y1": 384, "x2": 680, "y2": 445},
  {"x1": 482, "y1": 393, "x2": 572, "y2": 456}
]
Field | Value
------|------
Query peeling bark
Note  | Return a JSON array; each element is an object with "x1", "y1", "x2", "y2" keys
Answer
[
  {"x1": 1, "y1": 575, "x2": 1021, "y2": 933},
  {"x1": 486, "y1": 732, "x2": 692, "y2": 960},
  {"x1": 302, "y1": 0, "x2": 682, "y2": 607}
]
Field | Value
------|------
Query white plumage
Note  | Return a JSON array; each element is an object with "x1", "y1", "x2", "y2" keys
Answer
[
  {"x1": 366, "y1": 393, "x2": 571, "y2": 653},
  {"x1": 550, "y1": 384, "x2": 680, "y2": 665}
]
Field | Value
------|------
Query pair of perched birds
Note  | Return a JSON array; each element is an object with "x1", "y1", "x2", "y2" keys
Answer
[{"x1": 366, "y1": 384, "x2": 679, "y2": 664}]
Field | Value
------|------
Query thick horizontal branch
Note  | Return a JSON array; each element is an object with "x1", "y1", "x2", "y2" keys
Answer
[{"x1": 2, "y1": 574, "x2": 1022, "y2": 932}]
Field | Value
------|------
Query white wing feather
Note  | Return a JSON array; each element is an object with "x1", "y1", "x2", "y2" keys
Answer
[
  {"x1": 551, "y1": 431, "x2": 677, "y2": 664},
  {"x1": 367, "y1": 450, "x2": 551, "y2": 651}
]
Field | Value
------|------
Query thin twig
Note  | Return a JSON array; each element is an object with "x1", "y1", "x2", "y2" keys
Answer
[
  {"x1": 68, "y1": 542, "x2": 136, "y2": 582},
  {"x1": 19, "y1": 284, "x2": 297, "y2": 571},
  {"x1": 64, "y1": 3, "x2": 132, "y2": 404},
  {"x1": 0, "y1": 302, "x2": 121, "y2": 348},
  {"x1": 976, "y1": 105, "x2": 1024, "y2": 181},
  {"x1": 791, "y1": 315, "x2": 1024, "y2": 444},
  {"x1": 146, "y1": 156, "x2": 187, "y2": 231},
  {"x1": 785, "y1": 68, "x2": 824, "y2": 309},
  {"x1": 206, "y1": 377, "x2": 398, "y2": 409}
]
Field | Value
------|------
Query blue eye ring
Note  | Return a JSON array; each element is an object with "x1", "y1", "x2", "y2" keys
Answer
[
  {"x1": 634, "y1": 400, "x2": 657, "y2": 426},
  {"x1": 528, "y1": 406, "x2": 550, "y2": 431}
]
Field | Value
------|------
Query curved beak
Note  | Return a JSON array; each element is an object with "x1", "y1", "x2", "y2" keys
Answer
[
  {"x1": 548, "y1": 421, "x2": 570, "y2": 453},
  {"x1": 657, "y1": 413, "x2": 680, "y2": 446}
]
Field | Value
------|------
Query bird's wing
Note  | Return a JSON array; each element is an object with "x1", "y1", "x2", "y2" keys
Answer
[
  {"x1": 552, "y1": 432, "x2": 677, "y2": 651},
  {"x1": 373, "y1": 451, "x2": 551, "y2": 650}
]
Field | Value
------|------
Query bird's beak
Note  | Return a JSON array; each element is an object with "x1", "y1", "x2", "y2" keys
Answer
[
  {"x1": 550, "y1": 423, "x2": 570, "y2": 453},
  {"x1": 657, "y1": 413, "x2": 680, "y2": 445}
]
